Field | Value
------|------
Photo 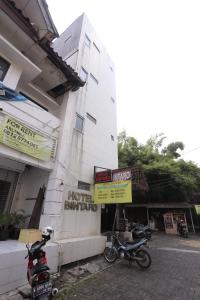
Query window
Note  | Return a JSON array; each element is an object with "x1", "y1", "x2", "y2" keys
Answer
[
  {"x1": 80, "y1": 67, "x2": 88, "y2": 82},
  {"x1": 84, "y1": 34, "x2": 91, "y2": 47},
  {"x1": 111, "y1": 135, "x2": 114, "y2": 141},
  {"x1": 93, "y1": 42, "x2": 100, "y2": 53},
  {"x1": 75, "y1": 114, "x2": 84, "y2": 132},
  {"x1": 90, "y1": 73, "x2": 99, "y2": 85},
  {"x1": 0, "y1": 56, "x2": 10, "y2": 81},
  {"x1": 111, "y1": 97, "x2": 115, "y2": 103},
  {"x1": 78, "y1": 181, "x2": 91, "y2": 191},
  {"x1": 47, "y1": 82, "x2": 70, "y2": 98},
  {"x1": 87, "y1": 113, "x2": 97, "y2": 124}
]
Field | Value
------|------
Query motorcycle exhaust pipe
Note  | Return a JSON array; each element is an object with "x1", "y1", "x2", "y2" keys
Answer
[{"x1": 52, "y1": 288, "x2": 59, "y2": 296}]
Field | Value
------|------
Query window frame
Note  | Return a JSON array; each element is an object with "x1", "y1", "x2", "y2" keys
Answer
[
  {"x1": 90, "y1": 73, "x2": 99, "y2": 85},
  {"x1": 80, "y1": 67, "x2": 88, "y2": 82},
  {"x1": 75, "y1": 113, "x2": 84, "y2": 133},
  {"x1": 86, "y1": 112, "x2": 97, "y2": 124},
  {"x1": 78, "y1": 180, "x2": 91, "y2": 191},
  {"x1": 84, "y1": 34, "x2": 91, "y2": 48},
  {"x1": 93, "y1": 42, "x2": 100, "y2": 53}
]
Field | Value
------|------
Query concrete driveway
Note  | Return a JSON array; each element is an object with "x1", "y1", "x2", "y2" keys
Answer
[{"x1": 64, "y1": 233, "x2": 200, "y2": 300}]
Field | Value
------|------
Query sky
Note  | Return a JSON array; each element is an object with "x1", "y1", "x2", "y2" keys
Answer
[{"x1": 47, "y1": 0, "x2": 200, "y2": 165}]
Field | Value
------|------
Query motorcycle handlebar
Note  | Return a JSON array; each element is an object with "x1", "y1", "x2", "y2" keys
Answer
[{"x1": 25, "y1": 238, "x2": 47, "y2": 259}]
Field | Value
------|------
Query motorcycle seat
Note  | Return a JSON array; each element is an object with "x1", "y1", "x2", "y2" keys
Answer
[
  {"x1": 32, "y1": 264, "x2": 50, "y2": 275},
  {"x1": 125, "y1": 240, "x2": 141, "y2": 245}
]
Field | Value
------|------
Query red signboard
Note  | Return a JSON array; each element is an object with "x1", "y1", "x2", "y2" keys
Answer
[{"x1": 95, "y1": 170, "x2": 112, "y2": 183}]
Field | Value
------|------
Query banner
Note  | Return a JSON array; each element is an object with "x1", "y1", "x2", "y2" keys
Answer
[
  {"x1": 112, "y1": 167, "x2": 132, "y2": 181},
  {"x1": 94, "y1": 180, "x2": 132, "y2": 204},
  {"x1": 95, "y1": 170, "x2": 112, "y2": 183},
  {"x1": 0, "y1": 115, "x2": 56, "y2": 161},
  {"x1": 0, "y1": 81, "x2": 27, "y2": 101}
]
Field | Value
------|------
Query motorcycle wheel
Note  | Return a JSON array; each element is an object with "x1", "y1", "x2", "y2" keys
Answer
[
  {"x1": 104, "y1": 247, "x2": 117, "y2": 263},
  {"x1": 135, "y1": 249, "x2": 152, "y2": 269}
]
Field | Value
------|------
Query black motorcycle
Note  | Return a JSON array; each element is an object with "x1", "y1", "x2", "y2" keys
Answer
[
  {"x1": 104, "y1": 233, "x2": 152, "y2": 269},
  {"x1": 26, "y1": 227, "x2": 58, "y2": 300},
  {"x1": 129, "y1": 222, "x2": 152, "y2": 240},
  {"x1": 177, "y1": 221, "x2": 188, "y2": 238}
]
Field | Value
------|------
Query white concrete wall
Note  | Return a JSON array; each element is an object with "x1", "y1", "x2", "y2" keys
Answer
[
  {"x1": 60, "y1": 14, "x2": 118, "y2": 185},
  {"x1": 53, "y1": 15, "x2": 83, "y2": 71},
  {"x1": 3, "y1": 63, "x2": 22, "y2": 90},
  {"x1": 0, "y1": 241, "x2": 58, "y2": 295},
  {"x1": 0, "y1": 34, "x2": 41, "y2": 88}
]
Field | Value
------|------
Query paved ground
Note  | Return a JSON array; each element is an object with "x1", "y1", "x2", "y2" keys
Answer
[
  {"x1": 2, "y1": 233, "x2": 200, "y2": 300},
  {"x1": 62, "y1": 233, "x2": 200, "y2": 300}
]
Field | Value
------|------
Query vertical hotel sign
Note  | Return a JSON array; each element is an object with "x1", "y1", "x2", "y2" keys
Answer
[
  {"x1": 94, "y1": 180, "x2": 132, "y2": 204},
  {"x1": 0, "y1": 114, "x2": 56, "y2": 161}
]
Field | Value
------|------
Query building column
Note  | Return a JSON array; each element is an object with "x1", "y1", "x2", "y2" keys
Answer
[
  {"x1": 39, "y1": 92, "x2": 77, "y2": 240},
  {"x1": 189, "y1": 207, "x2": 195, "y2": 233}
]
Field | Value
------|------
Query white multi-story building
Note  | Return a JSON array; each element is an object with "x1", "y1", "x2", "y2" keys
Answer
[
  {"x1": 0, "y1": 1, "x2": 117, "y2": 293},
  {"x1": 51, "y1": 12, "x2": 118, "y2": 240}
]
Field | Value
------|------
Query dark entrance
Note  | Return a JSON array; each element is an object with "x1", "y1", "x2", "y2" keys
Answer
[
  {"x1": 101, "y1": 204, "x2": 116, "y2": 232},
  {"x1": 0, "y1": 180, "x2": 11, "y2": 213},
  {"x1": 0, "y1": 168, "x2": 18, "y2": 213}
]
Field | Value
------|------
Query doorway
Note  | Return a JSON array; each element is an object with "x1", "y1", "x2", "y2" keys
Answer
[{"x1": 0, "y1": 168, "x2": 18, "y2": 212}]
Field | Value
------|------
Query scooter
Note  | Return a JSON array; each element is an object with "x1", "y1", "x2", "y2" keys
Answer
[
  {"x1": 25, "y1": 227, "x2": 58, "y2": 299},
  {"x1": 104, "y1": 233, "x2": 152, "y2": 269},
  {"x1": 177, "y1": 221, "x2": 188, "y2": 238}
]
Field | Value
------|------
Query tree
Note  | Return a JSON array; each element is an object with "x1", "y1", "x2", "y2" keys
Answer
[
  {"x1": 162, "y1": 142, "x2": 184, "y2": 158},
  {"x1": 118, "y1": 131, "x2": 200, "y2": 203}
]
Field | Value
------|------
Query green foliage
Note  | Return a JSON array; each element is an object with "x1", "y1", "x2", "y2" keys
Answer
[
  {"x1": 118, "y1": 131, "x2": 200, "y2": 203},
  {"x1": 0, "y1": 213, "x2": 12, "y2": 230},
  {"x1": 10, "y1": 209, "x2": 29, "y2": 228},
  {"x1": 162, "y1": 141, "x2": 184, "y2": 158}
]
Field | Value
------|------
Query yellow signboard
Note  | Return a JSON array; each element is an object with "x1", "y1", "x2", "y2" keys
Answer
[
  {"x1": 94, "y1": 180, "x2": 132, "y2": 204},
  {"x1": 0, "y1": 115, "x2": 56, "y2": 161},
  {"x1": 195, "y1": 205, "x2": 200, "y2": 215}
]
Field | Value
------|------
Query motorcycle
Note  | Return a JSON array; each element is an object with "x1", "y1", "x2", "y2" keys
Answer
[
  {"x1": 177, "y1": 221, "x2": 188, "y2": 238},
  {"x1": 129, "y1": 222, "x2": 152, "y2": 240},
  {"x1": 25, "y1": 227, "x2": 58, "y2": 300},
  {"x1": 104, "y1": 233, "x2": 152, "y2": 269}
]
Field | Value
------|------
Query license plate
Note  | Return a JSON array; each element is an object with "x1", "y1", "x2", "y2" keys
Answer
[
  {"x1": 106, "y1": 241, "x2": 112, "y2": 248},
  {"x1": 33, "y1": 282, "x2": 52, "y2": 297}
]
